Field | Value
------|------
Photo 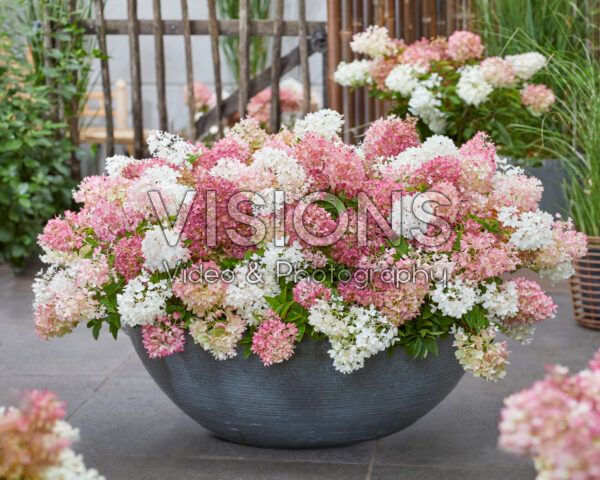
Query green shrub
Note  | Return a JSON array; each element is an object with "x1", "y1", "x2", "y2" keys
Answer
[{"x1": 0, "y1": 1, "x2": 96, "y2": 268}]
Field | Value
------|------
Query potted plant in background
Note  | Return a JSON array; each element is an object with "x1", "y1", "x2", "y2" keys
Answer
[
  {"x1": 334, "y1": 26, "x2": 555, "y2": 164},
  {"x1": 32, "y1": 110, "x2": 586, "y2": 447}
]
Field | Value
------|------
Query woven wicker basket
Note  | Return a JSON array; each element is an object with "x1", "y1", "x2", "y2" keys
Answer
[{"x1": 570, "y1": 235, "x2": 600, "y2": 330}]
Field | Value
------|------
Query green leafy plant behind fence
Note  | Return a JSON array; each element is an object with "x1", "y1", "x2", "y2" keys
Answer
[{"x1": 217, "y1": 0, "x2": 272, "y2": 83}]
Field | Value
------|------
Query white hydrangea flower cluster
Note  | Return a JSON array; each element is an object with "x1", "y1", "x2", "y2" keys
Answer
[
  {"x1": 141, "y1": 225, "x2": 189, "y2": 272},
  {"x1": 384, "y1": 64, "x2": 420, "y2": 96},
  {"x1": 146, "y1": 130, "x2": 196, "y2": 167},
  {"x1": 501, "y1": 323, "x2": 535, "y2": 345},
  {"x1": 375, "y1": 134, "x2": 458, "y2": 177},
  {"x1": 349, "y1": 25, "x2": 395, "y2": 58},
  {"x1": 539, "y1": 261, "x2": 575, "y2": 284},
  {"x1": 41, "y1": 419, "x2": 104, "y2": 480},
  {"x1": 452, "y1": 325, "x2": 508, "y2": 381},
  {"x1": 505, "y1": 52, "x2": 546, "y2": 80},
  {"x1": 104, "y1": 154, "x2": 134, "y2": 177},
  {"x1": 431, "y1": 279, "x2": 479, "y2": 318},
  {"x1": 408, "y1": 85, "x2": 447, "y2": 133},
  {"x1": 125, "y1": 164, "x2": 192, "y2": 220},
  {"x1": 308, "y1": 298, "x2": 398, "y2": 373},
  {"x1": 252, "y1": 147, "x2": 311, "y2": 206},
  {"x1": 456, "y1": 65, "x2": 493, "y2": 106},
  {"x1": 498, "y1": 206, "x2": 554, "y2": 250},
  {"x1": 116, "y1": 274, "x2": 171, "y2": 327},
  {"x1": 479, "y1": 281, "x2": 519, "y2": 321},
  {"x1": 293, "y1": 109, "x2": 344, "y2": 141},
  {"x1": 391, "y1": 193, "x2": 430, "y2": 241},
  {"x1": 42, "y1": 448, "x2": 105, "y2": 480},
  {"x1": 334, "y1": 59, "x2": 372, "y2": 87},
  {"x1": 224, "y1": 242, "x2": 307, "y2": 325}
]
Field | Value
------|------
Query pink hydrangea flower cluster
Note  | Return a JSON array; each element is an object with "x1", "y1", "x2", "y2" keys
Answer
[
  {"x1": 504, "y1": 278, "x2": 557, "y2": 326},
  {"x1": 447, "y1": 30, "x2": 485, "y2": 62},
  {"x1": 499, "y1": 350, "x2": 600, "y2": 479},
  {"x1": 251, "y1": 311, "x2": 298, "y2": 366},
  {"x1": 520, "y1": 84, "x2": 556, "y2": 116},
  {"x1": 247, "y1": 82, "x2": 303, "y2": 124},
  {"x1": 184, "y1": 81, "x2": 216, "y2": 113},
  {"x1": 0, "y1": 390, "x2": 102, "y2": 479},
  {"x1": 34, "y1": 109, "x2": 586, "y2": 377},
  {"x1": 142, "y1": 316, "x2": 186, "y2": 358},
  {"x1": 293, "y1": 279, "x2": 332, "y2": 309}
]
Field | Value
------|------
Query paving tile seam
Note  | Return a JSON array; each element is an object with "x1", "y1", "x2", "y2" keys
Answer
[
  {"x1": 87, "y1": 453, "x2": 374, "y2": 467},
  {"x1": 67, "y1": 352, "x2": 135, "y2": 421},
  {"x1": 372, "y1": 462, "x2": 532, "y2": 472}
]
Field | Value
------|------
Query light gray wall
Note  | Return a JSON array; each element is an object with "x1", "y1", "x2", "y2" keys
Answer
[{"x1": 95, "y1": 0, "x2": 327, "y2": 134}]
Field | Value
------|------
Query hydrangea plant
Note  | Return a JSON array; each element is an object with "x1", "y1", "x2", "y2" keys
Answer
[
  {"x1": 334, "y1": 27, "x2": 555, "y2": 162},
  {"x1": 34, "y1": 112, "x2": 585, "y2": 381}
]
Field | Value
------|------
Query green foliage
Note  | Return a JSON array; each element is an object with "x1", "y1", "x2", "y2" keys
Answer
[
  {"x1": 472, "y1": 0, "x2": 599, "y2": 58},
  {"x1": 394, "y1": 303, "x2": 454, "y2": 359},
  {"x1": 0, "y1": 1, "x2": 97, "y2": 268},
  {"x1": 216, "y1": 0, "x2": 272, "y2": 83},
  {"x1": 519, "y1": 43, "x2": 600, "y2": 235}
]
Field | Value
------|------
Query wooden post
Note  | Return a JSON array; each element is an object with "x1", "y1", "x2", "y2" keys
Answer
[
  {"x1": 67, "y1": 0, "x2": 81, "y2": 180},
  {"x1": 94, "y1": 0, "x2": 114, "y2": 157},
  {"x1": 238, "y1": 0, "x2": 250, "y2": 117},
  {"x1": 207, "y1": 0, "x2": 224, "y2": 138},
  {"x1": 341, "y1": 0, "x2": 355, "y2": 142},
  {"x1": 326, "y1": 0, "x2": 342, "y2": 114},
  {"x1": 298, "y1": 0, "x2": 311, "y2": 116},
  {"x1": 352, "y1": 0, "x2": 364, "y2": 134},
  {"x1": 181, "y1": 0, "x2": 196, "y2": 137},
  {"x1": 127, "y1": 0, "x2": 143, "y2": 157},
  {"x1": 152, "y1": 0, "x2": 168, "y2": 131},
  {"x1": 270, "y1": 0, "x2": 284, "y2": 132}
]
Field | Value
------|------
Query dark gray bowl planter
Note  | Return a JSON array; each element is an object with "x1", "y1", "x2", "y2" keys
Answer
[{"x1": 127, "y1": 328, "x2": 464, "y2": 448}]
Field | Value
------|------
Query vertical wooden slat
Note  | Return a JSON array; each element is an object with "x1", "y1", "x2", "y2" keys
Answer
[
  {"x1": 298, "y1": 0, "x2": 311, "y2": 116},
  {"x1": 152, "y1": 0, "x2": 168, "y2": 131},
  {"x1": 127, "y1": 0, "x2": 143, "y2": 157},
  {"x1": 67, "y1": 0, "x2": 81, "y2": 180},
  {"x1": 238, "y1": 0, "x2": 250, "y2": 117},
  {"x1": 326, "y1": 0, "x2": 343, "y2": 113},
  {"x1": 384, "y1": 0, "x2": 395, "y2": 34},
  {"x1": 430, "y1": 0, "x2": 437, "y2": 37},
  {"x1": 352, "y1": 0, "x2": 364, "y2": 133},
  {"x1": 403, "y1": 0, "x2": 411, "y2": 42},
  {"x1": 181, "y1": 0, "x2": 196, "y2": 137},
  {"x1": 342, "y1": 0, "x2": 355, "y2": 142},
  {"x1": 446, "y1": 0, "x2": 455, "y2": 36},
  {"x1": 421, "y1": 0, "x2": 432, "y2": 38},
  {"x1": 365, "y1": 0, "x2": 376, "y2": 124},
  {"x1": 270, "y1": 0, "x2": 284, "y2": 132},
  {"x1": 207, "y1": 0, "x2": 224, "y2": 138},
  {"x1": 94, "y1": 0, "x2": 114, "y2": 157}
]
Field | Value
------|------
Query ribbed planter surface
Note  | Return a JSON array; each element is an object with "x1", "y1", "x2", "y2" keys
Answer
[{"x1": 128, "y1": 329, "x2": 464, "y2": 448}]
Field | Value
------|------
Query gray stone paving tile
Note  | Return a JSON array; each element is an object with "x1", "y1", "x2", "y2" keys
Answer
[
  {"x1": 0, "y1": 375, "x2": 104, "y2": 417},
  {"x1": 70, "y1": 376, "x2": 377, "y2": 465},
  {"x1": 371, "y1": 465, "x2": 534, "y2": 480},
  {"x1": 86, "y1": 456, "x2": 370, "y2": 480}
]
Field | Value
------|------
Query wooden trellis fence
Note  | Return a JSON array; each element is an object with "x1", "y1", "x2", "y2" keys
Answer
[
  {"x1": 71, "y1": 0, "x2": 327, "y2": 158},
  {"x1": 52, "y1": 0, "x2": 476, "y2": 159}
]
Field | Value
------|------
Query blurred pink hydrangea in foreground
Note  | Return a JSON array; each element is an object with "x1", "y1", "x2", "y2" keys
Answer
[{"x1": 499, "y1": 349, "x2": 600, "y2": 479}]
